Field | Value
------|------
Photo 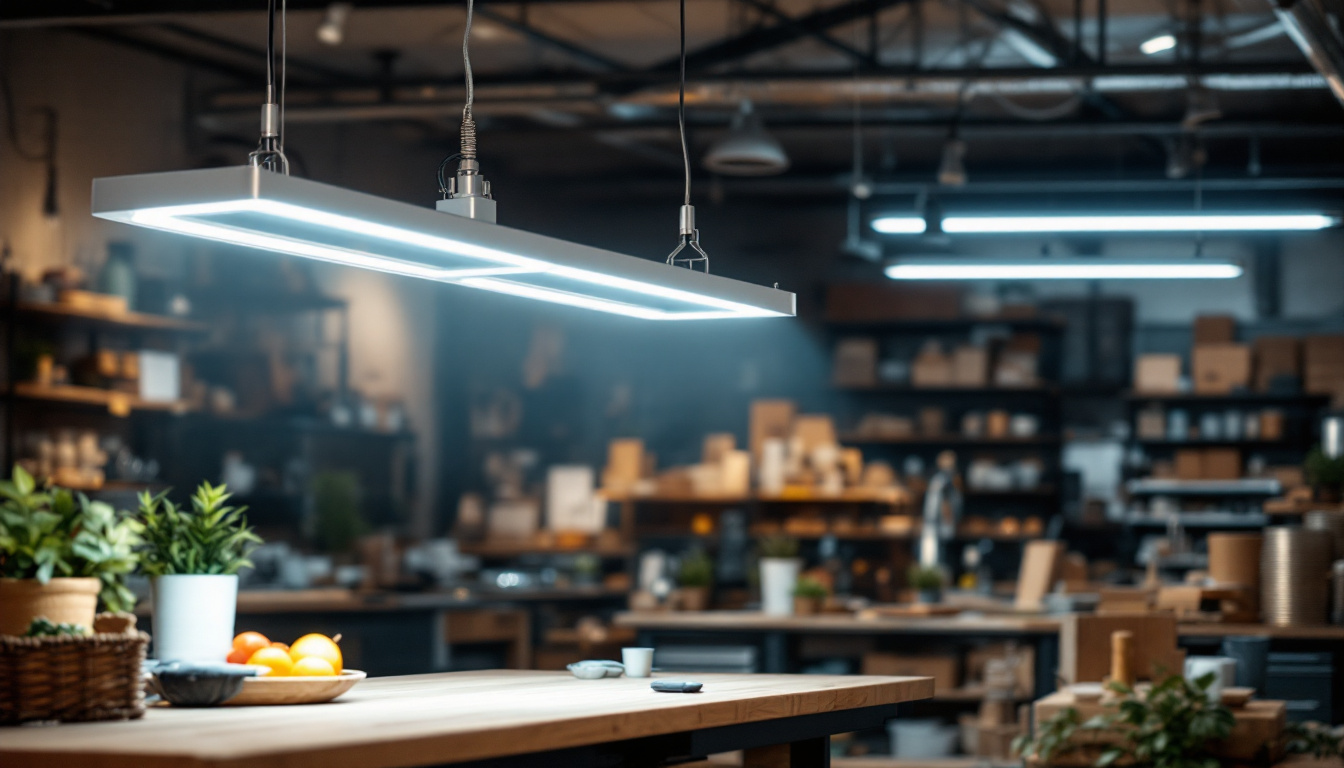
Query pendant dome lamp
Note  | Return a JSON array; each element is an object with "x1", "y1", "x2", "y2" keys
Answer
[{"x1": 703, "y1": 100, "x2": 791, "y2": 177}]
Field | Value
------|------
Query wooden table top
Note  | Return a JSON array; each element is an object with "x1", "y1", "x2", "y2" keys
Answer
[
  {"x1": 0, "y1": 670, "x2": 934, "y2": 768},
  {"x1": 615, "y1": 611, "x2": 1344, "y2": 640},
  {"x1": 614, "y1": 610, "x2": 1064, "y2": 634}
]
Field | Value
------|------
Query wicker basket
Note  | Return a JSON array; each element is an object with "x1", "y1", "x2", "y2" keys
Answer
[{"x1": 0, "y1": 612, "x2": 149, "y2": 724}]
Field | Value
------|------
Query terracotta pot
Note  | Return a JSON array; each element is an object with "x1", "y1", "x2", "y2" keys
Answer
[
  {"x1": 793, "y1": 596, "x2": 821, "y2": 615},
  {"x1": 0, "y1": 577, "x2": 101, "y2": 636},
  {"x1": 676, "y1": 587, "x2": 710, "y2": 612}
]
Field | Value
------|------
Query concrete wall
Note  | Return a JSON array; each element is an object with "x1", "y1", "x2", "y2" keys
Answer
[{"x1": 0, "y1": 31, "x2": 440, "y2": 535}]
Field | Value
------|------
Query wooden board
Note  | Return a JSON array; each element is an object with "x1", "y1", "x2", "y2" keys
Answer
[
  {"x1": 0, "y1": 671, "x2": 934, "y2": 768},
  {"x1": 1059, "y1": 613, "x2": 1185, "y2": 684},
  {"x1": 1014, "y1": 540, "x2": 1064, "y2": 611},
  {"x1": 615, "y1": 610, "x2": 1063, "y2": 635}
]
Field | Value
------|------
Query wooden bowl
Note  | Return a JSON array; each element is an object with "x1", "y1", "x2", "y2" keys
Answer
[
  {"x1": 1221, "y1": 687, "x2": 1255, "y2": 708},
  {"x1": 224, "y1": 670, "x2": 366, "y2": 706}
]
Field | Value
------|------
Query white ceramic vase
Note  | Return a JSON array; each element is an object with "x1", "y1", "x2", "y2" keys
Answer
[
  {"x1": 760, "y1": 557, "x2": 801, "y2": 616},
  {"x1": 151, "y1": 574, "x2": 238, "y2": 663}
]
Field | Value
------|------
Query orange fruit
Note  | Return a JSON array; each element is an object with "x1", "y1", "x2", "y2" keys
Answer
[
  {"x1": 226, "y1": 647, "x2": 253, "y2": 664},
  {"x1": 232, "y1": 631, "x2": 271, "y2": 660},
  {"x1": 288, "y1": 633, "x2": 342, "y2": 674},
  {"x1": 291, "y1": 657, "x2": 337, "y2": 677},
  {"x1": 247, "y1": 646, "x2": 294, "y2": 677},
  {"x1": 270, "y1": 641, "x2": 290, "y2": 652}
]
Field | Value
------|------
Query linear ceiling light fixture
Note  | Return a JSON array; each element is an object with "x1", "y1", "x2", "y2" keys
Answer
[
  {"x1": 89, "y1": 0, "x2": 793, "y2": 321},
  {"x1": 1140, "y1": 33, "x2": 1178, "y2": 55},
  {"x1": 871, "y1": 213, "x2": 1338, "y2": 235},
  {"x1": 885, "y1": 257, "x2": 1244, "y2": 280}
]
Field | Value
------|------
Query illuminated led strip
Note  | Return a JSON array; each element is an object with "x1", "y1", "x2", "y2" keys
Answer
[
  {"x1": 92, "y1": 167, "x2": 795, "y2": 320},
  {"x1": 885, "y1": 259, "x2": 1244, "y2": 280},
  {"x1": 871, "y1": 213, "x2": 1338, "y2": 235}
]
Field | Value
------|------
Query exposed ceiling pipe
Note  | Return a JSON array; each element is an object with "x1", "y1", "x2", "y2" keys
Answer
[{"x1": 1274, "y1": 0, "x2": 1344, "y2": 106}]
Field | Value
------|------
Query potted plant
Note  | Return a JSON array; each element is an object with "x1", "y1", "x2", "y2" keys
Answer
[
  {"x1": 674, "y1": 549, "x2": 713, "y2": 611},
  {"x1": 0, "y1": 466, "x2": 140, "y2": 635},
  {"x1": 1306, "y1": 447, "x2": 1344, "y2": 503},
  {"x1": 907, "y1": 564, "x2": 945, "y2": 605},
  {"x1": 1014, "y1": 673, "x2": 1235, "y2": 767},
  {"x1": 758, "y1": 534, "x2": 801, "y2": 616},
  {"x1": 137, "y1": 483, "x2": 260, "y2": 663},
  {"x1": 792, "y1": 576, "x2": 828, "y2": 615}
]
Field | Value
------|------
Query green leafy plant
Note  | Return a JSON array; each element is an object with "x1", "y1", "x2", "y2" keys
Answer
[
  {"x1": 1286, "y1": 721, "x2": 1344, "y2": 760},
  {"x1": 792, "y1": 576, "x2": 829, "y2": 599},
  {"x1": 1099, "y1": 674, "x2": 1235, "y2": 768},
  {"x1": 1306, "y1": 447, "x2": 1344, "y2": 490},
  {"x1": 1017, "y1": 674, "x2": 1235, "y2": 768},
  {"x1": 136, "y1": 482, "x2": 261, "y2": 576},
  {"x1": 907, "y1": 564, "x2": 945, "y2": 591},
  {"x1": 0, "y1": 465, "x2": 141, "y2": 611},
  {"x1": 312, "y1": 471, "x2": 365, "y2": 554},
  {"x1": 24, "y1": 616, "x2": 88, "y2": 637},
  {"x1": 757, "y1": 533, "x2": 799, "y2": 559},
  {"x1": 1013, "y1": 706, "x2": 1090, "y2": 764},
  {"x1": 677, "y1": 549, "x2": 714, "y2": 588}
]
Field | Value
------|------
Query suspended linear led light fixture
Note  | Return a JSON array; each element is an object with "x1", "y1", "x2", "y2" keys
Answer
[
  {"x1": 885, "y1": 257, "x2": 1244, "y2": 280},
  {"x1": 870, "y1": 212, "x2": 1339, "y2": 235},
  {"x1": 92, "y1": 166, "x2": 793, "y2": 320},
  {"x1": 90, "y1": 0, "x2": 793, "y2": 321},
  {"x1": 1140, "y1": 33, "x2": 1178, "y2": 55}
]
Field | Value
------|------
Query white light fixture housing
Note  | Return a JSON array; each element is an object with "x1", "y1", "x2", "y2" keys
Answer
[
  {"x1": 703, "y1": 101, "x2": 790, "y2": 176},
  {"x1": 316, "y1": 2, "x2": 352, "y2": 46},
  {"x1": 870, "y1": 212, "x2": 1338, "y2": 235},
  {"x1": 1140, "y1": 33, "x2": 1178, "y2": 55},
  {"x1": 885, "y1": 257, "x2": 1244, "y2": 280},
  {"x1": 92, "y1": 166, "x2": 795, "y2": 320}
]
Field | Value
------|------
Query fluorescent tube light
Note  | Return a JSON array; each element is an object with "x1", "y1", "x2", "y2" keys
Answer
[
  {"x1": 885, "y1": 257, "x2": 1244, "y2": 280},
  {"x1": 1141, "y1": 33, "x2": 1178, "y2": 55},
  {"x1": 92, "y1": 166, "x2": 794, "y2": 320},
  {"x1": 871, "y1": 213, "x2": 1337, "y2": 235}
]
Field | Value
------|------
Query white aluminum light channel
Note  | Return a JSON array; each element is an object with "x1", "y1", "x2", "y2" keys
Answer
[
  {"x1": 92, "y1": 167, "x2": 794, "y2": 320},
  {"x1": 885, "y1": 258, "x2": 1244, "y2": 280},
  {"x1": 870, "y1": 212, "x2": 1337, "y2": 235}
]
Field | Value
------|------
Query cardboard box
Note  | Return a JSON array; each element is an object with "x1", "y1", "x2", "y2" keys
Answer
[
  {"x1": 749, "y1": 400, "x2": 795, "y2": 461},
  {"x1": 1304, "y1": 335, "x2": 1344, "y2": 404},
  {"x1": 1175, "y1": 449, "x2": 1204, "y2": 480},
  {"x1": 1254, "y1": 336, "x2": 1300, "y2": 391},
  {"x1": 1203, "y1": 448, "x2": 1242, "y2": 480},
  {"x1": 1193, "y1": 343, "x2": 1252, "y2": 394},
  {"x1": 1134, "y1": 354, "x2": 1181, "y2": 393},
  {"x1": 861, "y1": 652, "x2": 960, "y2": 693},
  {"x1": 1260, "y1": 409, "x2": 1285, "y2": 441},
  {"x1": 1135, "y1": 406, "x2": 1166, "y2": 440},
  {"x1": 912, "y1": 343, "x2": 954, "y2": 387},
  {"x1": 1193, "y1": 314, "x2": 1237, "y2": 345},
  {"x1": 993, "y1": 350, "x2": 1038, "y2": 388},
  {"x1": 952, "y1": 345, "x2": 989, "y2": 387},
  {"x1": 832, "y1": 338, "x2": 878, "y2": 387},
  {"x1": 1059, "y1": 613, "x2": 1185, "y2": 684}
]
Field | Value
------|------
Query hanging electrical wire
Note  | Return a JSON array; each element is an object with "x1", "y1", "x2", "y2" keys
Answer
[
  {"x1": 249, "y1": 0, "x2": 289, "y2": 173},
  {"x1": 666, "y1": 0, "x2": 710, "y2": 272},
  {"x1": 437, "y1": 0, "x2": 495, "y2": 221}
]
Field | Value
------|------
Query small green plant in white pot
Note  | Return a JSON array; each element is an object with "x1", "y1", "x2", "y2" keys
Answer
[
  {"x1": 757, "y1": 534, "x2": 801, "y2": 616},
  {"x1": 907, "y1": 564, "x2": 945, "y2": 605},
  {"x1": 0, "y1": 466, "x2": 140, "y2": 636},
  {"x1": 137, "y1": 483, "x2": 260, "y2": 662}
]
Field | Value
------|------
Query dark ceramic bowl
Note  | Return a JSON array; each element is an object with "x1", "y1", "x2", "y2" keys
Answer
[{"x1": 151, "y1": 662, "x2": 260, "y2": 707}]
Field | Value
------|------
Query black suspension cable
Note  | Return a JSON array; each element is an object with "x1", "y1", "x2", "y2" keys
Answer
[{"x1": 678, "y1": 0, "x2": 690, "y2": 207}]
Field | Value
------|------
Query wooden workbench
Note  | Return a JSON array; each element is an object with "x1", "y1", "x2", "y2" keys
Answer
[{"x1": 0, "y1": 670, "x2": 934, "y2": 768}]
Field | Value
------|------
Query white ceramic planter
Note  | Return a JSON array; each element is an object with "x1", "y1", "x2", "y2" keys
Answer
[
  {"x1": 760, "y1": 557, "x2": 801, "y2": 616},
  {"x1": 151, "y1": 574, "x2": 238, "y2": 663}
]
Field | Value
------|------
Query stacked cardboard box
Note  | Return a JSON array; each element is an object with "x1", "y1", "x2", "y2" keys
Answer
[{"x1": 1305, "y1": 335, "x2": 1344, "y2": 406}]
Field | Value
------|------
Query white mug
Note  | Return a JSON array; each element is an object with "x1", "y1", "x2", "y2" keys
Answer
[
  {"x1": 1185, "y1": 656, "x2": 1237, "y2": 703},
  {"x1": 622, "y1": 647, "x2": 654, "y2": 678}
]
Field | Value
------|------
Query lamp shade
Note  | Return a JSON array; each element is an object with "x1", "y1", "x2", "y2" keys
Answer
[{"x1": 703, "y1": 102, "x2": 790, "y2": 176}]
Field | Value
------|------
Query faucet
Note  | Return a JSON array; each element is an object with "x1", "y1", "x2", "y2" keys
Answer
[{"x1": 918, "y1": 450, "x2": 963, "y2": 569}]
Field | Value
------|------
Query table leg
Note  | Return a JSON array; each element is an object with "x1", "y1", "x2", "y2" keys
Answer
[
  {"x1": 762, "y1": 631, "x2": 789, "y2": 673},
  {"x1": 743, "y1": 736, "x2": 830, "y2": 768}
]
